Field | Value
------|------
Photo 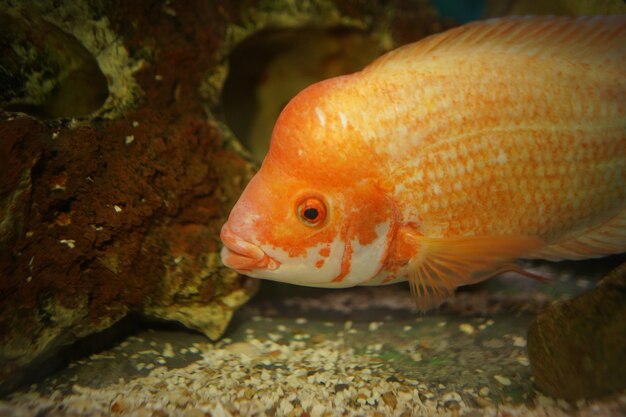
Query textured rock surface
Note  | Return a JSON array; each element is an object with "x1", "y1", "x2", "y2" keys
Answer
[
  {"x1": 485, "y1": 0, "x2": 626, "y2": 16},
  {"x1": 527, "y1": 262, "x2": 626, "y2": 401},
  {"x1": 0, "y1": 0, "x2": 442, "y2": 395}
]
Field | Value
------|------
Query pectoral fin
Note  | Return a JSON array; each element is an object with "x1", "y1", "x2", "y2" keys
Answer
[{"x1": 407, "y1": 234, "x2": 544, "y2": 311}]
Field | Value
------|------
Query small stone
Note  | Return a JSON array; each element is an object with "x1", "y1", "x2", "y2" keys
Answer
[
  {"x1": 512, "y1": 336, "x2": 526, "y2": 347},
  {"x1": 114, "y1": 205, "x2": 123, "y2": 213},
  {"x1": 470, "y1": 395, "x2": 491, "y2": 409},
  {"x1": 182, "y1": 409, "x2": 204, "y2": 417},
  {"x1": 162, "y1": 343, "x2": 175, "y2": 358},
  {"x1": 368, "y1": 321, "x2": 381, "y2": 331},
  {"x1": 444, "y1": 399, "x2": 460, "y2": 411},
  {"x1": 334, "y1": 383, "x2": 350, "y2": 393},
  {"x1": 382, "y1": 392, "x2": 397, "y2": 409},
  {"x1": 110, "y1": 400, "x2": 124, "y2": 413},
  {"x1": 225, "y1": 341, "x2": 262, "y2": 358},
  {"x1": 60, "y1": 239, "x2": 76, "y2": 249},
  {"x1": 482, "y1": 338, "x2": 505, "y2": 349},
  {"x1": 459, "y1": 323, "x2": 475, "y2": 335},
  {"x1": 494, "y1": 375, "x2": 512, "y2": 386}
]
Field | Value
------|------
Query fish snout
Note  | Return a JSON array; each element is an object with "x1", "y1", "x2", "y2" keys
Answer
[{"x1": 220, "y1": 224, "x2": 279, "y2": 272}]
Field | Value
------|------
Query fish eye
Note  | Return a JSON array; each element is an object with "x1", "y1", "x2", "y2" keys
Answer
[{"x1": 296, "y1": 197, "x2": 327, "y2": 227}]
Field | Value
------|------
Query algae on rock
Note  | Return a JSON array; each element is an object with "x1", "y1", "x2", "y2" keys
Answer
[{"x1": 0, "y1": 0, "x2": 442, "y2": 395}]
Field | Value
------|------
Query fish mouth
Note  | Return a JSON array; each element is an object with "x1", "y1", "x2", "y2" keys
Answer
[{"x1": 220, "y1": 225, "x2": 280, "y2": 272}]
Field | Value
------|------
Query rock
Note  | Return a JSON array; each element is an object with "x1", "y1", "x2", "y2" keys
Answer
[
  {"x1": 527, "y1": 262, "x2": 626, "y2": 401},
  {"x1": 485, "y1": 0, "x2": 626, "y2": 17},
  {"x1": 0, "y1": 0, "x2": 443, "y2": 395}
]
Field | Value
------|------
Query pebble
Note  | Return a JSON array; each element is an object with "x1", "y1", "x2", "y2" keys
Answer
[
  {"x1": 5, "y1": 300, "x2": 620, "y2": 417},
  {"x1": 382, "y1": 392, "x2": 397, "y2": 409},
  {"x1": 224, "y1": 342, "x2": 262, "y2": 358},
  {"x1": 481, "y1": 338, "x2": 505, "y2": 349},
  {"x1": 368, "y1": 321, "x2": 382, "y2": 331},
  {"x1": 162, "y1": 343, "x2": 175, "y2": 358},
  {"x1": 512, "y1": 336, "x2": 527, "y2": 347},
  {"x1": 494, "y1": 375, "x2": 512, "y2": 386},
  {"x1": 459, "y1": 323, "x2": 475, "y2": 335}
]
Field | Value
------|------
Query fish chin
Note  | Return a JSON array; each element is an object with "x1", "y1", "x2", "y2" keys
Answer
[{"x1": 245, "y1": 264, "x2": 355, "y2": 288}]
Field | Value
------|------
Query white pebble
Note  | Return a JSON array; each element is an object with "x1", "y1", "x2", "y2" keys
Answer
[
  {"x1": 368, "y1": 321, "x2": 382, "y2": 331},
  {"x1": 60, "y1": 239, "x2": 75, "y2": 249},
  {"x1": 459, "y1": 323, "x2": 475, "y2": 335},
  {"x1": 162, "y1": 343, "x2": 175, "y2": 358},
  {"x1": 494, "y1": 375, "x2": 512, "y2": 386},
  {"x1": 513, "y1": 336, "x2": 527, "y2": 347}
]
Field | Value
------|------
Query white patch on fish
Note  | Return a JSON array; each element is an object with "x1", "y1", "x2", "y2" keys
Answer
[
  {"x1": 315, "y1": 107, "x2": 326, "y2": 127},
  {"x1": 253, "y1": 238, "x2": 343, "y2": 285},
  {"x1": 338, "y1": 111, "x2": 348, "y2": 128},
  {"x1": 341, "y1": 222, "x2": 391, "y2": 286}
]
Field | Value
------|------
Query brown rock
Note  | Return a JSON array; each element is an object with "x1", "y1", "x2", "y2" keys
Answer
[
  {"x1": 527, "y1": 262, "x2": 626, "y2": 401},
  {"x1": 0, "y1": 0, "x2": 443, "y2": 395}
]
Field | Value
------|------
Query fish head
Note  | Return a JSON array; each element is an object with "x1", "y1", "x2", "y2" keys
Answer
[{"x1": 220, "y1": 161, "x2": 397, "y2": 287}]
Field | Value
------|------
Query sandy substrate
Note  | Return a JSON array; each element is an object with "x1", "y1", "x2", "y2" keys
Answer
[{"x1": 2, "y1": 264, "x2": 625, "y2": 417}]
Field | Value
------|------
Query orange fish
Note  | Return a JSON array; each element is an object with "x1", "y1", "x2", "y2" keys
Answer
[{"x1": 221, "y1": 16, "x2": 626, "y2": 309}]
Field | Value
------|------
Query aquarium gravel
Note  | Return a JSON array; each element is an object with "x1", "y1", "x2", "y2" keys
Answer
[
  {"x1": 3, "y1": 272, "x2": 624, "y2": 417},
  {"x1": 3, "y1": 331, "x2": 625, "y2": 417}
]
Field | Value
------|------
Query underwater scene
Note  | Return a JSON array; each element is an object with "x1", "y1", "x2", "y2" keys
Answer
[{"x1": 0, "y1": 0, "x2": 625, "y2": 416}]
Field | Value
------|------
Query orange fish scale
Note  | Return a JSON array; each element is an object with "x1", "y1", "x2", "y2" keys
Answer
[
  {"x1": 267, "y1": 16, "x2": 625, "y2": 261},
  {"x1": 221, "y1": 17, "x2": 626, "y2": 304}
]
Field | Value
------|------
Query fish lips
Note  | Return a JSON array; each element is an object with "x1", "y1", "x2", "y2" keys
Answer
[{"x1": 220, "y1": 225, "x2": 280, "y2": 273}]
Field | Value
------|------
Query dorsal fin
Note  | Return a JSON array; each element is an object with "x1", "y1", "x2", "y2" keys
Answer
[{"x1": 365, "y1": 16, "x2": 626, "y2": 72}]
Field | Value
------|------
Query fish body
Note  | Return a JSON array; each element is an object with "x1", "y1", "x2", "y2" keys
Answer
[{"x1": 221, "y1": 16, "x2": 626, "y2": 308}]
